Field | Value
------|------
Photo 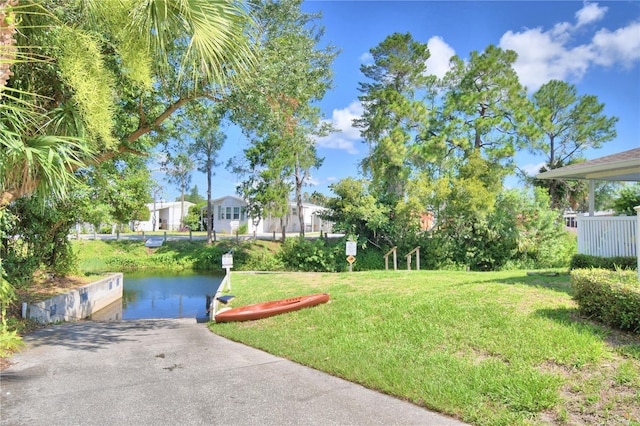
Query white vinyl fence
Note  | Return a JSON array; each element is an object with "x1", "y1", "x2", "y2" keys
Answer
[{"x1": 576, "y1": 216, "x2": 637, "y2": 257}]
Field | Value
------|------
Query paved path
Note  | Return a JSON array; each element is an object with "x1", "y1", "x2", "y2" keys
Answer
[{"x1": 1, "y1": 319, "x2": 466, "y2": 426}]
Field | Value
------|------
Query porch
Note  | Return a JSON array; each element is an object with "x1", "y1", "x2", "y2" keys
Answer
[{"x1": 536, "y1": 147, "x2": 640, "y2": 278}]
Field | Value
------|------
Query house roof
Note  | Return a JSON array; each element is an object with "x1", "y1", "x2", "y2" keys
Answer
[
  {"x1": 212, "y1": 194, "x2": 246, "y2": 204},
  {"x1": 146, "y1": 201, "x2": 194, "y2": 211},
  {"x1": 535, "y1": 147, "x2": 640, "y2": 182}
]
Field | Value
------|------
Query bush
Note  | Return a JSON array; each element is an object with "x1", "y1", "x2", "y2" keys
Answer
[
  {"x1": 571, "y1": 268, "x2": 640, "y2": 333},
  {"x1": 570, "y1": 254, "x2": 637, "y2": 271},
  {"x1": 350, "y1": 245, "x2": 385, "y2": 271},
  {"x1": 278, "y1": 237, "x2": 338, "y2": 272}
]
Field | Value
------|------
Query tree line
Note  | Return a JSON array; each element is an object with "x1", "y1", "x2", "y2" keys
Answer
[
  {"x1": 0, "y1": 0, "x2": 635, "y2": 292},
  {"x1": 317, "y1": 31, "x2": 632, "y2": 271}
]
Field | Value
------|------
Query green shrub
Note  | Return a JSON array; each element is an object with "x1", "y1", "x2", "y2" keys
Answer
[
  {"x1": 570, "y1": 254, "x2": 637, "y2": 271},
  {"x1": 350, "y1": 245, "x2": 385, "y2": 271},
  {"x1": 571, "y1": 268, "x2": 640, "y2": 333},
  {"x1": 278, "y1": 237, "x2": 337, "y2": 272},
  {"x1": 237, "y1": 223, "x2": 249, "y2": 235},
  {"x1": 240, "y1": 249, "x2": 285, "y2": 271}
]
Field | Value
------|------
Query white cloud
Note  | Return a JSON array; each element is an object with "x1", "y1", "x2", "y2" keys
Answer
[
  {"x1": 316, "y1": 101, "x2": 363, "y2": 155},
  {"x1": 591, "y1": 22, "x2": 640, "y2": 67},
  {"x1": 425, "y1": 36, "x2": 456, "y2": 79},
  {"x1": 498, "y1": 2, "x2": 639, "y2": 91},
  {"x1": 306, "y1": 176, "x2": 320, "y2": 187},
  {"x1": 521, "y1": 162, "x2": 547, "y2": 176},
  {"x1": 575, "y1": 2, "x2": 607, "y2": 28},
  {"x1": 359, "y1": 52, "x2": 373, "y2": 64}
]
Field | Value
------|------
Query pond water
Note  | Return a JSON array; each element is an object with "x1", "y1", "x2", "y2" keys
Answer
[{"x1": 91, "y1": 272, "x2": 224, "y2": 321}]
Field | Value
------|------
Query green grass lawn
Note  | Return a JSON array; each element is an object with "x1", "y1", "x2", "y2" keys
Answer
[{"x1": 210, "y1": 270, "x2": 640, "y2": 426}]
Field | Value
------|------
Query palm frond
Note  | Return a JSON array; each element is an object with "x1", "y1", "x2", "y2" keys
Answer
[{"x1": 129, "y1": 0, "x2": 256, "y2": 92}]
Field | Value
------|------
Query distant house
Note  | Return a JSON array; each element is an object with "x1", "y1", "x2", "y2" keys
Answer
[
  {"x1": 136, "y1": 201, "x2": 194, "y2": 232},
  {"x1": 200, "y1": 195, "x2": 333, "y2": 234}
]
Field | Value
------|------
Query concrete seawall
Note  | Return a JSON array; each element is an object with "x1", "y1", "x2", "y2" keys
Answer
[{"x1": 26, "y1": 273, "x2": 123, "y2": 323}]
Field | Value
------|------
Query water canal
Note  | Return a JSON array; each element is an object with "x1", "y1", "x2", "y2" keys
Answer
[{"x1": 91, "y1": 272, "x2": 224, "y2": 321}]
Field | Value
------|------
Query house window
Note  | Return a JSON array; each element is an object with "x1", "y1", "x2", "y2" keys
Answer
[
  {"x1": 292, "y1": 207, "x2": 297, "y2": 215},
  {"x1": 226, "y1": 207, "x2": 232, "y2": 220},
  {"x1": 241, "y1": 207, "x2": 247, "y2": 221},
  {"x1": 233, "y1": 207, "x2": 240, "y2": 220},
  {"x1": 217, "y1": 206, "x2": 223, "y2": 220}
]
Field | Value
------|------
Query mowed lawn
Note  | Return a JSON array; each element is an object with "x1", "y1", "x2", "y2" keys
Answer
[{"x1": 210, "y1": 270, "x2": 640, "y2": 426}]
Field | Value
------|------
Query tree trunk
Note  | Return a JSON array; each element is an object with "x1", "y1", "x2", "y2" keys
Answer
[
  {"x1": 206, "y1": 165, "x2": 213, "y2": 245},
  {"x1": 295, "y1": 162, "x2": 304, "y2": 237},
  {"x1": 180, "y1": 180, "x2": 185, "y2": 230},
  {"x1": 280, "y1": 217, "x2": 286, "y2": 243},
  {"x1": 0, "y1": 0, "x2": 18, "y2": 95}
]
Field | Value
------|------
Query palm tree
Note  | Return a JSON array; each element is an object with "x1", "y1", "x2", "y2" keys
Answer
[{"x1": 0, "y1": 0, "x2": 255, "y2": 209}]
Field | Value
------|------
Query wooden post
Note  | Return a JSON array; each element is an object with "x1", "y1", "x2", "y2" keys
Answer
[
  {"x1": 384, "y1": 247, "x2": 397, "y2": 271},
  {"x1": 393, "y1": 249, "x2": 397, "y2": 271},
  {"x1": 406, "y1": 247, "x2": 420, "y2": 271}
]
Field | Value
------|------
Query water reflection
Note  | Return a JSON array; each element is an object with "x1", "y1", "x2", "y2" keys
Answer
[{"x1": 91, "y1": 272, "x2": 223, "y2": 320}]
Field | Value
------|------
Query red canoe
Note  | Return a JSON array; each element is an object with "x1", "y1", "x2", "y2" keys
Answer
[{"x1": 214, "y1": 293, "x2": 330, "y2": 323}]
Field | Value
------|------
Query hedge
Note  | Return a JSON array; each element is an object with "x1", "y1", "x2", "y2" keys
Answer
[
  {"x1": 571, "y1": 268, "x2": 640, "y2": 333},
  {"x1": 570, "y1": 254, "x2": 637, "y2": 271}
]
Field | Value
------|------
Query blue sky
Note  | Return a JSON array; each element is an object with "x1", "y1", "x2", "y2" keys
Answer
[{"x1": 158, "y1": 0, "x2": 640, "y2": 202}]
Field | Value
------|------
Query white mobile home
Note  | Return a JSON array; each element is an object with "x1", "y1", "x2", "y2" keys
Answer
[
  {"x1": 136, "y1": 201, "x2": 194, "y2": 232},
  {"x1": 200, "y1": 195, "x2": 332, "y2": 235}
]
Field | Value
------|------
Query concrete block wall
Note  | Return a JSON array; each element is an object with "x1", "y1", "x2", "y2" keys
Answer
[{"x1": 26, "y1": 273, "x2": 124, "y2": 323}]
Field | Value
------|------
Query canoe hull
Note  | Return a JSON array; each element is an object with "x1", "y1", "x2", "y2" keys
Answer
[{"x1": 214, "y1": 293, "x2": 330, "y2": 323}]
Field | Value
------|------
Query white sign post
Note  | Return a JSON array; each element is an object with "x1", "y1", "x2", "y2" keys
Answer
[
  {"x1": 346, "y1": 241, "x2": 357, "y2": 272},
  {"x1": 211, "y1": 252, "x2": 234, "y2": 318},
  {"x1": 221, "y1": 253, "x2": 233, "y2": 291}
]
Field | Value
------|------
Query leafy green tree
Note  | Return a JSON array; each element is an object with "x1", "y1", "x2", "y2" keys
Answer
[
  {"x1": 0, "y1": 0, "x2": 255, "y2": 354},
  {"x1": 609, "y1": 184, "x2": 640, "y2": 216},
  {"x1": 438, "y1": 45, "x2": 529, "y2": 168},
  {"x1": 162, "y1": 152, "x2": 193, "y2": 229},
  {"x1": 320, "y1": 178, "x2": 390, "y2": 248},
  {"x1": 183, "y1": 205, "x2": 204, "y2": 231},
  {"x1": 2, "y1": 197, "x2": 79, "y2": 286},
  {"x1": 1, "y1": 0, "x2": 255, "y2": 209},
  {"x1": 525, "y1": 80, "x2": 618, "y2": 209},
  {"x1": 355, "y1": 32, "x2": 434, "y2": 201},
  {"x1": 232, "y1": 140, "x2": 293, "y2": 241},
  {"x1": 229, "y1": 0, "x2": 336, "y2": 238},
  {"x1": 160, "y1": 100, "x2": 226, "y2": 242},
  {"x1": 431, "y1": 153, "x2": 506, "y2": 270},
  {"x1": 496, "y1": 187, "x2": 575, "y2": 268},
  {"x1": 190, "y1": 106, "x2": 225, "y2": 243},
  {"x1": 183, "y1": 186, "x2": 205, "y2": 205}
]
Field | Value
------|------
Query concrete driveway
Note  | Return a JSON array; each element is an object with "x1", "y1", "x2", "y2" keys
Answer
[{"x1": 1, "y1": 319, "x2": 466, "y2": 426}]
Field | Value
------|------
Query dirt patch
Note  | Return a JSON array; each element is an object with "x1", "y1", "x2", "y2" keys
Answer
[
  {"x1": 537, "y1": 347, "x2": 640, "y2": 424},
  {"x1": 17, "y1": 271, "x2": 98, "y2": 302}
]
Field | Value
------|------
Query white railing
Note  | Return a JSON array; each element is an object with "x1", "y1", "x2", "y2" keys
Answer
[{"x1": 577, "y1": 215, "x2": 637, "y2": 257}]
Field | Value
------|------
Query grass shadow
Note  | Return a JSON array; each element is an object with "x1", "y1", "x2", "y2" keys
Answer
[
  {"x1": 488, "y1": 271, "x2": 573, "y2": 296},
  {"x1": 534, "y1": 306, "x2": 640, "y2": 359}
]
